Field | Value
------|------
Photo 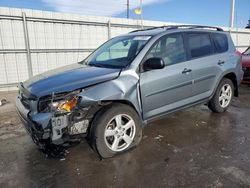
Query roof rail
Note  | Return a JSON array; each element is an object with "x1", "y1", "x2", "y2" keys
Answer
[
  {"x1": 167, "y1": 25, "x2": 224, "y2": 31},
  {"x1": 129, "y1": 26, "x2": 165, "y2": 33},
  {"x1": 130, "y1": 25, "x2": 223, "y2": 33}
]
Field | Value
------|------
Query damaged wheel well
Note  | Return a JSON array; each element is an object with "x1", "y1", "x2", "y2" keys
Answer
[
  {"x1": 87, "y1": 100, "x2": 142, "y2": 136},
  {"x1": 105, "y1": 100, "x2": 141, "y2": 117}
]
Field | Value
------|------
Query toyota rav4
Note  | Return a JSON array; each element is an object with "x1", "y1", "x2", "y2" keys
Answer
[{"x1": 16, "y1": 25, "x2": 243, "y2": 158}]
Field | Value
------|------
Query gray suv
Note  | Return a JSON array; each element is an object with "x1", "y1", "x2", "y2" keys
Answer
[{"x1": 16, "y1": 25, "x2": 243, "y2": 158}]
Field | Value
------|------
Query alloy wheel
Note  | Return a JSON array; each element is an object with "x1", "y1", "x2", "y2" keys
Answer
[
  {"x1": 104, "y1": 114, "x2": 136, "y2": 152},
  {"x1": 219, "y1": 84, "x2": 232, "y2": 108}
]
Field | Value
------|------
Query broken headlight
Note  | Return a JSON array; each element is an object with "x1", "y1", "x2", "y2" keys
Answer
[{"x1": 38, "y1": 90, "x2": 81, "y2": 113}]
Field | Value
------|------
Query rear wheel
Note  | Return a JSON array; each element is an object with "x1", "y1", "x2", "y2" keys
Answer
[
  {"x1": 208, "y1": 78, "x2": 234, "y2": 113},
  {"x1": 89, "y1": 103, "x2": 142, "y2": 158}
]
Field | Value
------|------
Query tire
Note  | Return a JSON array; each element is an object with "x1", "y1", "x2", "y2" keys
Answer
[
  {"x1": 89, "y1": 103, "x2": 142, "y2": 158},
  {"x1": 208, "y1": 78, "x2": 234, "y2": 113}
]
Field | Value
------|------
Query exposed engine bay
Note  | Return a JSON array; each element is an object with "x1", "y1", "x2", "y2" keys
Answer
[
  {"x1": 38, "y1": 90, "x2": 103, "y2": 144},
  {"x1": 16, "y1": 86, "x2": 105, "y2": 158}
]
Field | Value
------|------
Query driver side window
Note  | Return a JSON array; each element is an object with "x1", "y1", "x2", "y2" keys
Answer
[{"x1": 146, "y1": 34, "x2": 186, "y2": 66}]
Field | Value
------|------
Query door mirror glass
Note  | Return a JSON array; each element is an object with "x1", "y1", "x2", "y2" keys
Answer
[{"x1": 143, "y1": 57, "x2": 165, "y2": 71}]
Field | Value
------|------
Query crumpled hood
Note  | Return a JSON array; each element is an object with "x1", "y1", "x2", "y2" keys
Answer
[{"x1": 23, "y1": 63, "x2": 121, "y2": 97}]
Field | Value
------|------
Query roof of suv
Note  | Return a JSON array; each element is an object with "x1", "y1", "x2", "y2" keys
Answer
[{"x1": 127, "y1": 25, "x2": 224, "y2": 36}]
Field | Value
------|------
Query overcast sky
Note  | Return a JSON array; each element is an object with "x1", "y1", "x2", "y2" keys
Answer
[{"x1": 0, "y1": 0, "x2": 249, "y2": 28}]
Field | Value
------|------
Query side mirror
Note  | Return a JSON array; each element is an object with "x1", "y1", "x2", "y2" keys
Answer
[{"x1": 143, "y1": 57, "x2": 165, "y2": 71}]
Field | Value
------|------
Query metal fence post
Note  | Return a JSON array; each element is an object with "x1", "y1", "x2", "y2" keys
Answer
[
  {"x1": 22, "y1": 12, "x2": 33, "y2": 77},
  {"x1": 107, "y1": 20, "x2": 111, "y2": 39}
]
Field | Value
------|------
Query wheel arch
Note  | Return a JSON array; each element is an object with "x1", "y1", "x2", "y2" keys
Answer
[
  {"x1": 210, "y1": 71, "x2": 239, "y2": 100},
  {"x1": 223, "y1": 72, "x2": 238, "y2": 97},
  {"x1": 102, "y1": 99, "x2": 142, "y2": 119},
  {"x1": 86, "y1": 100, "x2": 143, "y2": 146}
]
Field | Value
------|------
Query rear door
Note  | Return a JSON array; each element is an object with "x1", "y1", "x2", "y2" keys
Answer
[
  {"x1": 185, "y1": 32, "x2": 225, "y2": 100},
  {"x1": 139, "y1": 33, "x2": 193, "y2": 119}
]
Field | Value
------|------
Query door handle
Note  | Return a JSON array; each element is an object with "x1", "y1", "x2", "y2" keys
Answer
[
  {"x1": 182, "y1": 68, "x2": 192, "y2": 74},
  {"x1": 217, "y1": 60, "x2": 225, "y2": 65}
]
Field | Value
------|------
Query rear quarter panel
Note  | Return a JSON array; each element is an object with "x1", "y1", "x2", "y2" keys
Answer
[{"x1": 211, "y1": 51, "x2": 242, "y2": 98}]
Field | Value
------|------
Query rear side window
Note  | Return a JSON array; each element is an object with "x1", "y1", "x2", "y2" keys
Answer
[
  {"x1": 188, "y1": 33, "x2": 213, "y2": 58},
  {"x1": 212, "y1": 33, "x2": 228, "y2": 53}
]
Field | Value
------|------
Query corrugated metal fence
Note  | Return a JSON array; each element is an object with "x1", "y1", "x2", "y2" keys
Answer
[{"x1": 0, "y1": 7, "x2": 250, "y2": 91}]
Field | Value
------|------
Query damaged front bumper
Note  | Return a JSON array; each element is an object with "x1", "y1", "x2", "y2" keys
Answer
[
  {"x1": 16, "y1": 96, "x2": 50, "y2": 148},
  {"x1": 16, "y1": 94, "x2": 90, "y2": 148}
]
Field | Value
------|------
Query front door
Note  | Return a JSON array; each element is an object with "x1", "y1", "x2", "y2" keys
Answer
[{"x1": 140, "y1": 33, "x2": 193, "y2": 120}]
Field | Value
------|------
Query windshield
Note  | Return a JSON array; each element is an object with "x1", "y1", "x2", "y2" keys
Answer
[{"x1": 84, "y1": 35, "x2": 152, "y2": 68}]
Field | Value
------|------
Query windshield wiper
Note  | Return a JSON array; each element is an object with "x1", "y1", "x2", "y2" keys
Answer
[
  {"x1": 89, "y1": 62, "x2": 123, "y2": 69},
  {"x1": 88, "y1": 63, "x2": 104, "y2": 68}
]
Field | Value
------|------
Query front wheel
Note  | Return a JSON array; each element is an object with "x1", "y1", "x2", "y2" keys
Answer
[
  {"x1": 89, "y1": 103, "x2": 142, "y2": 158},
  {"x1": 208, "y1": 78, "x2": 234, "y2": 113}
]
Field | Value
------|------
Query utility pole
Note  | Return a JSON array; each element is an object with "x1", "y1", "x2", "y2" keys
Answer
[
  {"x1": 140, "y1": 0, "x2": 143, "y2": 28},
  {"x1": 229, "y1": 0, "x2": 235, "y2": 28},
  {"x1": 127, "y1": 0, "x2": 129, "y2": 19}
]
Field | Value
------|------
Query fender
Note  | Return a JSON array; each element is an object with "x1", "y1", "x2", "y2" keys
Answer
[{"x1": 77, "y1": 69, "x2": 143, "y2": 120}]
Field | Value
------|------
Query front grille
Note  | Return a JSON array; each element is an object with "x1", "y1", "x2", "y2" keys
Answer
[
  {"x1": 18, "y1": 89, "x2": 31, "y2": 110},
  {"x1": 18, "y1": 83, "x2": 37, "y2": 110},
  {"x1": 21, "y1": 95, "x2": 30, "y2": 109}
]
